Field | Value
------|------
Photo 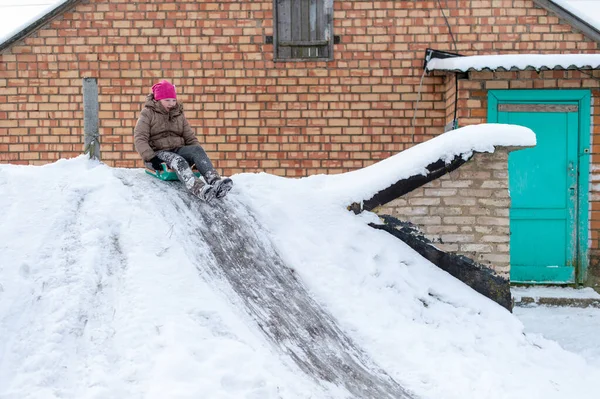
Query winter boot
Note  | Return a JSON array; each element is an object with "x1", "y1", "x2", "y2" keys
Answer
[
  {"x1": 205, "y1": 171, "x2": 234, "y2": 199},
  {"x1": 189, "y1": 179, "x2": 216, "y2": 202}
]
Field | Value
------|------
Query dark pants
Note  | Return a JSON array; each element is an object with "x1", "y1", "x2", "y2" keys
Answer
[{"x1": 155, "y1": 145, "x2": 218, "y2": 191}]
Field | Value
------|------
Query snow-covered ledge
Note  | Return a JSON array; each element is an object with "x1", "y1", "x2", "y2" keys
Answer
[{"x1": 320, "y1": 124, "x2": 535, "y2": 205}]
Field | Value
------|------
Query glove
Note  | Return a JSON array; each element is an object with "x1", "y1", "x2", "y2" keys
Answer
[{"x1": 150, "y1": 156, "x2": 164, "y2": 171}]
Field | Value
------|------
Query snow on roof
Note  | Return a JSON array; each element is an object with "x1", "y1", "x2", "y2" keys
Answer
[
  {"x1": 0, "y1": 0, "x2": 74, "y2": 50},
  {"x1": 552, "y1": 0, "x2": 600, "y2": 33},
  {"x1": 426, "y1": 53, "x2": 600, "y2": 72}
]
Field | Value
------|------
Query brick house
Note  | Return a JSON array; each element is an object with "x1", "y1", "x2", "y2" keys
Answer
[{"x1": 1, "y1": 0, "x2": 600, "y2": 286}]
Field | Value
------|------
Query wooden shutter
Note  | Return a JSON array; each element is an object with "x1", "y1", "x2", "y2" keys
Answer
[{"x1": 274, "y1": 0, "x2": 333, "y2": 61}]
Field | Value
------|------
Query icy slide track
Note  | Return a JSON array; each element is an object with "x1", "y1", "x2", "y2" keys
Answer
[
  {"x1": 147, "y1": 175, "x2": 415, "y2": 399},
  {"x1": 0, "y1": 164, "x2": 413, "y2": 399}
]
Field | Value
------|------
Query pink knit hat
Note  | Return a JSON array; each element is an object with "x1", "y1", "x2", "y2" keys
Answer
[{"x1": 152, "y1": 80, "x2": 177, "y2": 101}]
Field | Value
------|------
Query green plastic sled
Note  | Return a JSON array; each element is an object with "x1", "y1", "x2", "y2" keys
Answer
[{"x1": 145, "y1": 163, "x2": 201, "y2": 181}]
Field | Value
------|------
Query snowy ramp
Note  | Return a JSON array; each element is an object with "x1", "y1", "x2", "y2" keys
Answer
[{"x1": 145, "y1": 173, "x2": 415, "y2": 399}]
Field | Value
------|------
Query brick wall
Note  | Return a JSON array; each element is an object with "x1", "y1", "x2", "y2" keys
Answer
[
  {"x1": 1, "y1": 0, "x2": 599, "y2": 176},
  {"x1": 376, "y1": 149, "x2": 518, "y2": 276}
]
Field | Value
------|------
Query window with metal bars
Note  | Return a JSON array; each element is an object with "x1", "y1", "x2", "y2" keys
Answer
[{"x1": 273, "y1": 0, "x2": 334, "y2": 61}]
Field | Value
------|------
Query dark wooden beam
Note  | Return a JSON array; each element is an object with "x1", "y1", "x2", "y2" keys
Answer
[{"x1": 349, "y1": 154, "x2": 471, "y2": 214}]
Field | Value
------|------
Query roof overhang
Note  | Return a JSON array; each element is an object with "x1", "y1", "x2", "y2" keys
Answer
[
  {"x1": 425, "y1": 53, "x2": 600, "y2": 73},
  {"x1": 0, "y1": 0, "x2": 81, "y2": 53}
]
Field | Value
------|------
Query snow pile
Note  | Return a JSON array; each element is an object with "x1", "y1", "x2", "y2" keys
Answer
[{"x1": 1, "y1": 123, "x2": 598, "y2": 399}]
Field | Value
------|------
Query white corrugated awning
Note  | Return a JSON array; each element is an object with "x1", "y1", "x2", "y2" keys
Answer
[{"x1": 426, "y1": 54, "x2": 600, "y2": 72}]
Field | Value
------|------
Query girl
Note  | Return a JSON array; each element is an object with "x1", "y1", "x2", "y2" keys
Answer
[{"x1": 134, "y1": 80, "x2": 232, "y2": 202}]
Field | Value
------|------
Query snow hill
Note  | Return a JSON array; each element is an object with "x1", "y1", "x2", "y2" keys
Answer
[{"x1": 1, "y1": 124, "x2": 599, "y2": 399}]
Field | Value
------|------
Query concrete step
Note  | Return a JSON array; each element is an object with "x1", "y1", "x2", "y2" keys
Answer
[{"x1": 512, "y1": 286, "x2": 600, "y2": 308}]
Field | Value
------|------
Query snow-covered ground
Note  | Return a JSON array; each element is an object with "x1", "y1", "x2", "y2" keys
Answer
[
  {"x1": 1, "y1": 1, "x2": 600, "y2": 396},
  {"x1": 515, "y1": 305, "x2": 600, "y2": 369},
  {"x1": 512, "y1": 286, "x2": 600, "y2": 369},
  {"x1": 1, "y1": 123, "x2": 600, "y2": 399}
]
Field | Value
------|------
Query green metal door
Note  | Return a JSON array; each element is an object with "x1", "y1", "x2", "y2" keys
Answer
[
  {"x1": 489, "y1": 90, "x2": 591, "y2": 284},
  {"x1": 499, "y1": 106, "x2": 578, "y2": 283}
]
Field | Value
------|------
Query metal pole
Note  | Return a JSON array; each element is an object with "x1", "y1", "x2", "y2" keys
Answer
[{"x1": 83, "y1": 77, "x2": 100, "y2": 160}]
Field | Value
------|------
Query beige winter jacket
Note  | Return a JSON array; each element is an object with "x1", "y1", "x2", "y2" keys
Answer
[{"x1": 134, "y1": 94, "x2": 200, "y2": 161}]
